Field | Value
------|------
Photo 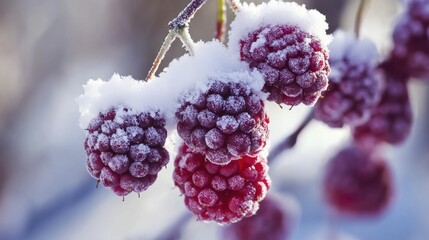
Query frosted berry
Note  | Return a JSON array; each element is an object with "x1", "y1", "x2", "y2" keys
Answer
[
  {"x1": 176, "y1": 80, "x2": 269, "y2": 165},
  {"x1": 173, "y1": 144, "x2": 271, "y2": 224},
  {"x1": 84, "y1": 106, "x2": 169, "y2": 196},
  {"x1": 315, "y1": 31, "x2": 384, "y2": 127},
  {"x1": 223, "y1": 195, "x2": 290, "y2": 240},
  {"x1": 240, "y1": 25, "x2": 330, "y2": 106},
  {"x1": 352, "y1": 60, "x2": 413, "y2": 150},
  {"x1": 324, "y1": 146, "x2": 392, "y2": 216},
  {"x1": 392, "y1": 0, "x2": 429, "y2": 80}
]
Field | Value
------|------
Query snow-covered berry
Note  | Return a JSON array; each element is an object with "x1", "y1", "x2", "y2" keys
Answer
[
  {"x1": 173, "y1": 144, "x2": 271, "y2": 224},
  {"x1": 84, "y1": 106, "x2": 169, "y2": 196},
  {"x1": 392, "y1": 0, "x2": 429, "y2": 80},
  {"x1": 352, "y1": 60, "x2": 413, "y2": 150},
  {"x1": 315, "y1": 31, "x2": 384, "y2": 127},
  {"x1": 240, "y1": 24, "x2": 330, "y2": 106},
  {"x1": 176, "y1": 80, "x2": 269, "y2": 165},
  {"x1": 228, "y1": 1, "x2": 331, "y2": 106},
  {"x1": 223, "y1": 195, "x2": 291, "y2": 240},
  {"x1": 323, "y1": 146, "x2": 392, "y2": 216}
]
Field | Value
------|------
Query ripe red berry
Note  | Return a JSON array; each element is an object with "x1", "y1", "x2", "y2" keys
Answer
[
  {"x1": 240, "y1": 25, "x2": 330, "y2": 106},
  {"x1": 176, "y1": 80, "x2": 269, "y2": 165},
  {"x1": 173, "y1": 144, "x2": 271, "y2": 224},
  {"x1": 392, "y1": 0, "x2": 429, "y2": 80},
  {"x1": 315, "y1": 31, "x2": 383, "y2": 127},
  {"x1": 323, "y1": 146, "x2": 393, "y2": 217},
  {"x1": 352, "y1": 60, "x2": 413, "y2": 150},
  {"x1": 223, "y1": 195, "x2": 291, "y2": 240},
  {"x1": 84, "y1": 106, "x2": 169, "y2": 196}
]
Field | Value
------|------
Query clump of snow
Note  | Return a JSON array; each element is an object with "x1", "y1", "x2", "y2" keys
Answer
[
  {"x1": 77, "y1": 40, "x2": 266, "y2": 131},
  {"x1": 228, "y1": 0, "x2": 332, "y2": 54},
  {"x1": 158, "y1": 41, "x2": 266, "y2": 114},
  {"x1": 329, "y1": 30, "x2": 379, "y2": 66},
  {"x1": 77, "y1": 74, "x2": 161, "y2": 129}
]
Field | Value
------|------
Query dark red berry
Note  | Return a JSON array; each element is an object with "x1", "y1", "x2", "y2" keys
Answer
[
  {"x1": 223, "y1": 195, "x2": 291, "y2": 240},
  {"x1": 84, "y1": 106, "x2": 169, "y2": 197},
  {"x1": 173, "y1": 144, "x2": 271, "y2": 224},
  {"x1": 315, "y1": 32, "x2": 384, "y2": 127},
  {"x1": 240, "y1": 25, "x2": 330, "y2": 106},
  {"x1": 323, "y1": 146, "x2": 393, "y2": 216},
  {"x1": 176, "y1": 80, "x2": 269, "y2": 165},
  {"x1": 392, "y1": 0, "x2": 429, "y2": 80},
  {"x1": 352, "y1": 61, "x2": 413, "y2": 150}
]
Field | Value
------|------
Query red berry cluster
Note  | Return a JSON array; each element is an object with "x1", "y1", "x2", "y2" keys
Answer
[
  {"x1": 176, "y1": 80, "x2": 269, "y2": 165},
  {"x1": 173, "y1": 144, "x2": 271, "y2": 224},
  {"x1": 323, "y1": 146, "x2": 392, "y2": 216},
  {"x1": 240, "y1": 25, "x2": 330, "y2": 106},
  {"x1": 84, "y1": 106, "x2": 169, "y2": 196}
]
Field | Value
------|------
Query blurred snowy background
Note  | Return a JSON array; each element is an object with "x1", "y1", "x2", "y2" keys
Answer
[{"x1": 0, "y1": 0, "x2": 428, "y2": 239}]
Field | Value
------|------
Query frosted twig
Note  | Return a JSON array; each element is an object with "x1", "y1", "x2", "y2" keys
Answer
[
  {"x1": 176, "y1": 27, "x2": 196, "y2": 56},
  {"x1": 169, "y1": 0, "x2": 208, "y2": 30},
  {"x1": 216, "y1": 0, "x2": 227, "y2": 41},
  {"x1": 154, "y1": 212, "x2": 192, "y2": 240},
  {"x1": 145, "y1": 0, "x2": 208, "y2": 81},
  {"x1": 268, "y1": 110, "x2": 314, "y2": 163},
  {"x1": 354, "y1": 0, "x2": 368, "y2": 38},
  {"x1": 146, "y1": 32, "x2": 177, "y2": 81},
  {"x1": 226, "y1": 0, "x2": 241, "y2": 13}
]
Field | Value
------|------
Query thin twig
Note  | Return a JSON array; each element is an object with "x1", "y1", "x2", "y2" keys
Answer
[
  {"x1": 154, "y1": 212, "x2": 193, "y2": 240},
  {"x1": 216, "y1": 0, "x2": 227, "y2": 42},
  {"x1": 354, "y1": 0, "x2": 368, "y2": 38},
  {"x1": 145, "y1": 0, "x2": 208, "y2": 81},
  {"x1": 169, "y1": 0, "x2": 208, "y2": 29},
  {"x1": 176, "y1": 28, "x2": 196, "y2": 56},
  {"x1": 268, "y1": 110, "x2": 314, "y2": 163},
  {"x1": 226, "y1": 0, "x2": 241, "y2": 13},
  {"x1": 145, "y1": 31, "x2": 177, "y2": 81}
]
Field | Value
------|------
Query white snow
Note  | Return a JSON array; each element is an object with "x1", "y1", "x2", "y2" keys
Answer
[
  {"x1": 329, "y1": 30, "x2": 379, "y2": 66},
  {"x1": 228, "y1": 0, "x2": 332, "y2": 54},
  {"x1": 77, "y1": 40, "x2": 266, "y2": 131}
]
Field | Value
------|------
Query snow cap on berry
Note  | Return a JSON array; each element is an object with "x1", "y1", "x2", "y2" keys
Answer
[
  {"x1": 77, "y1": 41, "x2": 265, "y2": 130},
  {"x1": 228, "y1": 0, "x2": 332, "y2": 54},
  {"x1": 158, "y1": 40, "x2": 266, "y2": 120},
  {"x1": 77, "y1": 74, "x2": 159, "y2": 130},
  {"x1": 328, "y1": 30, "x2": 379, "y2": 67}
]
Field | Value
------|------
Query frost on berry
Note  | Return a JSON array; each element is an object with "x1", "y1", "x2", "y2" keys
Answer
[
  {"x1": 323, "y1": 146, "x2": 393, "y2": 217},
  {"x1": 240, "y1": 24, "x2": 330, "y2": 106},
  {"x1": 173, "y1": 144, "x2": 271, "y2": 224},
  {"x1": 176, "y1": 80, "x2": 269, "y2": 165},
  {"x1": 352, "y1": 60, "x2": 413, "y2": 150},
  {"x1": 315, "y1": 30, "x2": 384, "y2": 128},
  {"x1": 84, "y1": 106, "x2": 169, "y2": 197},
  {"x1": 392, "y1": 0, "x2": 429, "y2": 80},
  {"x1": 223, "y1": 195, "x2": 291, "y2": 240}
]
